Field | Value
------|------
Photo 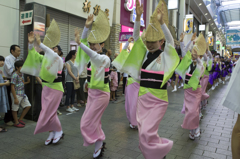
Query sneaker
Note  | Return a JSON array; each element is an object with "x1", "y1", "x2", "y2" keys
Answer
[
  {"x1": 14, "y1": 123, "x2": 25, "y2": 128},
  {"x1": 57, "y1": 110, "x2": 62, "y2": 115},
  {"x1": 223, "y1": 81, "x2": 225, "y2": 84},
  {"x1": 77, "y1": 103, "x2": 82, "y2": 107},
  {"x1": 5, "y1": 121, "x2": 14, "y2": 126},
  {"x1": 172, "y1": 86, "x2": 177, "y2": 92},
  {"x1": 66, "y1": 108, "x2": 74, "y2": 113},
  {"x1": 71, "y1": 106, "x2": 79, "y2": 111},
  {"x1": 211, "y1": 85, "x2": 215, "y2": 90}
]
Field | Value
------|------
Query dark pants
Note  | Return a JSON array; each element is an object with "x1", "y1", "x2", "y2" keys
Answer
[
  {"x1": 123, "y1": 77, "x2": 127, "y2": 94},
  {"x1": 77, "y1": 78, "x2": 88, "y2": 101},
  {"x1": 115, "y1": 72, "x2": 121, "y2": 96},
  {"x1": 4, "y1": 80, "x2": 13, "y2": 123},
  {"x1": 65, "y1": 82, "x2": 75, "y2": 106},
  {"x1": 33, "y1": 84, "x2": 42, "y2": 121}
]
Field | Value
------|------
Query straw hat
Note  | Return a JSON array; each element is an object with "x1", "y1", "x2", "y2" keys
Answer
[
  {"x1": 43, "y1": 19, "x2": 61, "y2": 48},
  {"x1": 174, "y1": 39, "x2": 180, "y2": 46},
  {"x1": 192, "y1": 33, "x2": 206, "y2": 55},
  {"x1": 145, "y1": 0, "x2": 168, "y2": 42},
  {"x1": 88, "y1": 10, "x2": 110, "y2": 43}
]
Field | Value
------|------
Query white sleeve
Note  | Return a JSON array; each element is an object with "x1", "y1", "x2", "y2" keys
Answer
[
  {"x1": 122, "y1": 41, "x2": 130, "y2": 50},
  {"x1": 81, "y1": 27, "x2": 89, "y2": 39},
  {"x1": 180, "y1": 40, "x2": 192, "y2": 57},
  {"x1": 207, "y1": 51, "x2": 213, "y2": 59},
  {"x1": 79, "y1": 43, "x2": 110, "y2": 68},
  {"x1": 3, "y1": 58, "x2": 13, "y2": 77},
  {"x1": 161, "y1": 23, "x2": 174, "y2": 46},
  {"x1": 39, "y1": 43, "x2": 54, "y2": 54},
  {"x1": 203, "y1": 53, "x2": 207, "y2": 62},
  {"x1": 133, "y1": 21, "x2": 140, "y2": 41},
  {"x1": 28, "y1": 43, "x2": 34, "y2": 50}
]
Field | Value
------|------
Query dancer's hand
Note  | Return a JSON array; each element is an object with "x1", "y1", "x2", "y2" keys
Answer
[
  {"x1": 74, "y1": 28, "x2": 81, "y2": 45},
  {"x1": 192, "y1": 52, "x2": 198, "y2": 60},
  {"x1": 28, "y1": 31, "x2": 35, "y2": 44},
  {"x1": 36, "y1": 33, "x2": 41, "y2": 46},
  {"x1": 180, "y1": 33, "x2": 185, "y2": 42},
  {"x1": 157, "y1": 3, "x2": 164, "y2": 25},
  {"x1": 191, "y1": 33, "x2": 197, "y2": 41},
  {"x1": 136, "y1": 0, "x2": 143, "y2": 21},
  {"x1": 128, "y1": 37, "x2": 134, "y2": 43},
  {"x1": 85, "y1": 14, "x2": 94, "y2": 28},
  {"x1": 27, "y1": 76, "x2": 30, "y2": 83}
]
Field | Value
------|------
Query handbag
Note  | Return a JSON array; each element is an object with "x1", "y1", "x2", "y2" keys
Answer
[{"x1": 73, "y1": 80, "x2": 80, "y2": 90}]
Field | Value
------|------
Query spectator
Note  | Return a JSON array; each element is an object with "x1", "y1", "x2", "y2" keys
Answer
[
  {"x1": 65, "y1": 50, "x2": 79, "y2": 113},
  {"x1": 122, "y1": 72, "x2": 128, "y2": 95},
  {"x1": 114, "y1": 53, "x2": 120, "y2": 97},
  {"x1": 0, "y1": 56, "x2": 10, "y2": 132},
  {"x1": 3, "y1": 44, "x2": 21, "y2": 126},
  {"x1": 77, "y1": 66, "x2": 88, "y2": 107},
  {"x1": 11, "y1": 60, "x2": 31, "y2": 128},
  {"x1": 110, "y1": 67, "x2": 118, "y2": 101}
]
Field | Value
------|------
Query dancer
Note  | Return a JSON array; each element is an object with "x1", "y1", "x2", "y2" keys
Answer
[
  {"x1": 113, "y1": 36, "x2": 140, "y2": 129},
  {"x1": 221, "y1": 55, "x2": 240, "y2": 159},
  {"x1": 176, "y1": 33, "x2": 206, "y2": 140},
  {"x1": 113, "y1": 1, "x2": 179, "y2": 158},
  {"x1": 200, "y1": 44, "x2": 213, "y2": 108},
  {"x1": 21, "y1": 19, "x2": 64, "y2": 145},
  {"x1": 74, "y1": 10, "x2": 110, "y2": 159}
]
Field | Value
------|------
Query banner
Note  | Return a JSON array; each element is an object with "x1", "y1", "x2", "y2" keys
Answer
[
  {"x1": 226, "y1": 29, "x2": 240, "y2": 45},
  {"x1": 184, "y1": 15, "x2": 193, "y2": 34}
]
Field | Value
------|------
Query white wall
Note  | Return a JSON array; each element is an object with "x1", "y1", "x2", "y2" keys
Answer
[
  {"x1": 0, "y1": 0, "x2": 19, "y2": 58},
  {"x1": 26, "y1": 0, "x2": 114, "y2": 26}
]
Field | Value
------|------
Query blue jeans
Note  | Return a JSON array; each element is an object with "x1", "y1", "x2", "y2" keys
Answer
[{"x1": 65, "y1": 82, "x2": 75, "y2": 106}]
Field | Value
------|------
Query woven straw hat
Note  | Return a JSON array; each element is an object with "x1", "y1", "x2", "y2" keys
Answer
[
  {"x1": 43, "y1": 19, "x2": 60, "y2": 48},
  {"x1": 88, "y1": 10, "x2": 110, "y2": 43},
  {"x1": 145, "y1": 0, "x2": 168, "y2": 42},
  {"x1": 192, "y1": 33, "x2": 206, "y2": 55}
]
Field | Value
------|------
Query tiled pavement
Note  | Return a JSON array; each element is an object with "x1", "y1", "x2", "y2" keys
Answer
[{"x1": 0, "y1": 82, "x2": 236, "y2": 159}]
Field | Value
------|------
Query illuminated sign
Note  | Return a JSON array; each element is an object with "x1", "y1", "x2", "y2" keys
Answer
[{"x1": 124, "y1": 0, "x2": 145, "y2": 27}]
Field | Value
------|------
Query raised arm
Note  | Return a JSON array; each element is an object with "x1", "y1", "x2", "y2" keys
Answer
[
  {"x1": 79, "y1": 42, "x2": 110, "y2": 68},
  {"x1": 123, "y1": 37, "x2": 134, "y2": 50},
  {"x1": 134, "y1": 0, "x2": 143, "y2": 41}
]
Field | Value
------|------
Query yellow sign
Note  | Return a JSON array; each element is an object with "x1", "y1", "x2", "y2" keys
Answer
[
  {"x1": 184, "y1": 15, "x2": 193, "y2": 34},
  {"x1": 208, "y1": 36, "x2": 214, "y2": 46}
]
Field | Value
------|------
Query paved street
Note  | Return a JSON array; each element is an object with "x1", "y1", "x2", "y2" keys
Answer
[{"x1": 0, "y1": 83, "x2": 236, "y2": 159}]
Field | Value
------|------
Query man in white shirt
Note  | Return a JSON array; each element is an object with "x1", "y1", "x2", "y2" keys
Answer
[{"x1": 3, "y1": 45, "x2": 21, "y2": 126}]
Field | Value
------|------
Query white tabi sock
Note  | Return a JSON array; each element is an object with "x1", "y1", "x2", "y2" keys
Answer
[
  {"x1": 54, "y1": 130, "x2": 63, "y2": 138},
  {"x1": 95, "y1": 140, "x2": 103, "y2": 153}
]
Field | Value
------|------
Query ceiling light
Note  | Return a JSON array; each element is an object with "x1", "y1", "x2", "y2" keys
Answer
[
  {"x1": 214, "y1": 27, "x2": 216, "y2": 29},
  {"x1": 205, "y1": 13, "x2": 208, "y2": 16},
  {"x1": 211, "y1": 23, "x2": 214, "y2": 25},
  {"x1": 199, "y1": 3, "x2": 202, "y2": 6},
  {"x1": 208, "y1": 19, "x2": 211, "y2": 21}
]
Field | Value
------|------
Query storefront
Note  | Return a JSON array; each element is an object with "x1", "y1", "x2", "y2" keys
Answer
[
  {"x1": 119, "y1": 0, "x2": 147, "y2": 52},
  {"x1": 24, "y1": 0, "x2": 114, "y2": 57}
]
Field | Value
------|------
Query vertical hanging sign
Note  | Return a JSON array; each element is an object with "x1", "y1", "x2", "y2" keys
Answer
[
  {"x1": 20, "y1": 10, "x2": 33, "y2": 26},
  {"x1": 184, "y1": 14, "x2": 193, "y2": 34}
]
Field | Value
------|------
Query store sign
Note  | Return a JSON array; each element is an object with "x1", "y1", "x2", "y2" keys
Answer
[
  {"x1": 184, "y1": 14, "x2": 193, "y2": 34},
  {"x1": 208, "y1": 36, "x2": 214, "y2": 46},
  {"x1": 226, "y1": 29, "x2": 240, "y2": 46},
  {"x1": 208, "y1": 31, "x2": 212, "y2": 37},
  {"x1": 199, "y1": 25, "x2": 205, "y2": 31},
  {"x1": 124, "y1": 0, "x2": 145, "y2": 27},
  {"x1": 20, "y1": 10, "x2": 33, "y2": 26},
  {"x1": 168, "y1": 0, "x2": 178, "y2": 10}
]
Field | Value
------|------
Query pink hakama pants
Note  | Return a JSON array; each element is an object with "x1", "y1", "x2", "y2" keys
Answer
[
  {"x1": 80, "y1": 88, "x2": 110, "y2": 146},
  {"x1": 34, "y1": 86, "x2": 63, "y2": 134},
  {"x1": 200, "y1": 75, "x2": 210, "y2": 101},
  {"x1": 182, "y1": 87, "x2": 202, "y2": 130},
  {"x1": 137, "y1": 93, "x2": 173, "y2": 159},
  {"x1": 125, "y1": 81, "x2": 140, "y2": 126}
]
